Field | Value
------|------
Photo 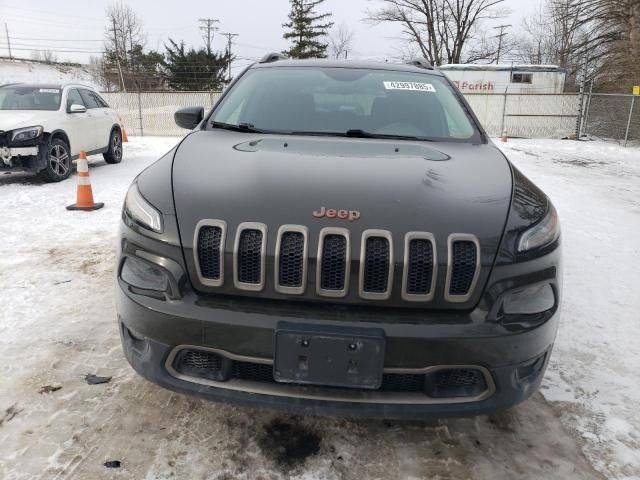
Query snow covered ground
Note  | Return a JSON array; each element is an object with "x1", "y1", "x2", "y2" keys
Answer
[
  {"x1": 0, "y1": 59, "x2": 101, "y2": 89},
  {"x1": 0, "y1": 136, "x2": 638, "y2": 479}
]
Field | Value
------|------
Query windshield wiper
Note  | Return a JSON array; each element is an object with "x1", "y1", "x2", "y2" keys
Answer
[
  {"x1": 344, "y1": 130, "x2": 428, "y2": 141},
  {"x1": 210, "y1": 121, "x2": 267, "y2": 133},
  {"x1": 289, "y1": 129, "x2": 429, "y2": 141}
]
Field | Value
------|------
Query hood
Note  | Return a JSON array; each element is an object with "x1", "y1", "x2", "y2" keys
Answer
[
  {"x1": 0, "y1": 110, "x2": 59, "y2": 132},
  {"x1": 171, "y1": 130, "x2": 513, "y2": 309}
]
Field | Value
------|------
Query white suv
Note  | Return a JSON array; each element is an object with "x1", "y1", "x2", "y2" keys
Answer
[{"x1": 0, "y1": 83, "x2": 124, "y2": 182}]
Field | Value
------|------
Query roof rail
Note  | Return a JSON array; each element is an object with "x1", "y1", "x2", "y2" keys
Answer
[
  {"x1": 406, "y1": 58, "x2": 434, "y2": 70},
  {"x1": 259, "y1": 52, "x2": 287, "y2": 64}
]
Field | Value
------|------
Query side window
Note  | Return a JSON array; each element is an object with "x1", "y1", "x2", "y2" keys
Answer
[
  {"x1": 79, "y1": 89, "x2": 100, "y2": 109},
  {"x1": 66, "y1": 89, "x2": 85, "y2": 110},
  {"x1": 94, "y1": 92, "x2": 110, "y2": 108}
]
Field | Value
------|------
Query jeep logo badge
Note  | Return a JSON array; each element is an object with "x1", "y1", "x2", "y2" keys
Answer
[{"x1": 313, "y1": 206, "x2": 361, "y2": 221}]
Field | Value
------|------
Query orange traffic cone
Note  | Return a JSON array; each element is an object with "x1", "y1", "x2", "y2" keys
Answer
[
  {"x1": 66, "y1": 150, "x2": 104, "y2": 211},
  {"x1": 121, "y1": 128, "x2": 129, "y2": 143}
]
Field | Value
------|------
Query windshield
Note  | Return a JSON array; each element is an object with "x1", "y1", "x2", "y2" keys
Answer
[
  {"x1": 0, "y1": 86, "x2": 62, "y2": 111},
  {"x1": 211, "y1": 67, "x2": 478, "y2": 142}
]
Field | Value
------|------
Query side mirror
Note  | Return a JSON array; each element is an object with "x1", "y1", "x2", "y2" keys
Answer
[
  {"x1": 175, "y1": 106, "x2": 204, "y2": 130},
  {"x1": 68, "y1": 104, "x2": 87, "y2": 114}
]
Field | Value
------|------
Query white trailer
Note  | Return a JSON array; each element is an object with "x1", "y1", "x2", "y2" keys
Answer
[{"x1": 439, "y1": 64, "x2": 567, "y2": 94}]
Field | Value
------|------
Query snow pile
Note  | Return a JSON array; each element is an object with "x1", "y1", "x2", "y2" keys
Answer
[{"x1": 0, "y1": 59, "x2": 101, "y2": 90}]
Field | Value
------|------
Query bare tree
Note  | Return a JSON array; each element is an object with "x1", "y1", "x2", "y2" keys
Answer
[
  {"x1": 368, "y1": 0, "x2": 508, "y2": 65},
  {"x1": 328, "y1": 22, "x2": 355, "y2": 59},
  {"x1": 104, "y1": 2, "x2": 146, "y2": 71},
  {"x1": 516, "y1": 0, "x2": 639, "y2": 89}
]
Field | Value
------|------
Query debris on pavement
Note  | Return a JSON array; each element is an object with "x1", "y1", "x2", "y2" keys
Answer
[
  {"x1": 84, "y1": 374, "x2": 112, "y2": 385},
  {"x1": 38, "y1": 384, "x2": 62, "y2": 394},
  {"x1": 104, "y1": 460, "x2": 121, "y2": 468},
  {"x1": 0, "y1": 404, "x2": 22, "y2": 426}
]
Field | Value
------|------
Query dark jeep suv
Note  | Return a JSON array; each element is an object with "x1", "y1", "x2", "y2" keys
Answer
[{"x1": 117, "y1": 55, "x2": 561, "y2": 418}]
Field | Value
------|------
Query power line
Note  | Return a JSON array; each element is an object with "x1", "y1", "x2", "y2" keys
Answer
[
  {"x1": 493, "y1": 24, "x2": 511, "y2": 64},
  {"x1": 220, "y1": 32, "x2": 239, "y2": 82},
  {"x1": 198, "y1": 18, "x2": 219, "y2": 55},
  {"x1": 4, "y1": 23, "x2": 12, "y2": 60}
]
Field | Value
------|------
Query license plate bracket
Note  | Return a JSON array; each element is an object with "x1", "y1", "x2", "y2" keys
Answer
[{"x1": 274, "y1": 322, "x2": 385, "y2": 389}]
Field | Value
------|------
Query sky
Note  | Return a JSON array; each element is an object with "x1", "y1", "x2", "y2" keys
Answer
[{"x1": 0, "y1": 0, "x2": 542, "y2": 72}]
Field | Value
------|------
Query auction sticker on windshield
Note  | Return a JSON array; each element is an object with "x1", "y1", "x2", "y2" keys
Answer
[
  {"x1": 39, "y1": 89, "x2": 60, "y2": 94},
  {"x1": 383, "y1": 81, "x2": 436, "y2": 92}
]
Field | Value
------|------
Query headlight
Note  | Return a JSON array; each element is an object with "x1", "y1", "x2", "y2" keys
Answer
[
  {"x1": 12, "y1": 126, "x2": 43, "y2": 142},
  {"x1": 121, "y1": 256, "x2": 169, "y2": 292},
  {"x1": 518, "y1": 203, "x2": 560, "y2": 252},
  {"x1": 124, "y1": 183, "x2": 163, "y2": 232}
]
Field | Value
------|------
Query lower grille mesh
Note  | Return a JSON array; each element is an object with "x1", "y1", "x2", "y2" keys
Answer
[
  {"x1": 197, "y1": 226, "x2": 223, "y2": 280},
  {"x1": 449, "y1": 241, "x2": 477, "y2": 296},
  {"x1": 238, "y1": 229, "x2": 263, "y2": 284},
  {"x1": 362, "y1": 236, "x2": 390, "y2": 293},
  {"x1": 172, "y1": 349, "x2": 489, "y2": 398},
  {"x1": 320, "y1": 234, "x2": 347, "y2": 291},
  {"x1": 406, "y1": 239, "x2": 434, "y2": 295}
]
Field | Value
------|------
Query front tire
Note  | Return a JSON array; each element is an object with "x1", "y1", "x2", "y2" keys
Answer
[
  {"x1": 38, "y1": 138, "x2": 72, "y2": 182},
  {"x1": 103, "y1": 129, "x2": 123, "y2": 164}
]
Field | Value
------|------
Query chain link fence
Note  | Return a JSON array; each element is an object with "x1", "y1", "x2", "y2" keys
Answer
[
  {"x1": 581, "y1": 93, "x2": 639, "y2": 145},
  {"x1": 465, "y1": 93, "x2": 579, "y2": 138},
  {"x1": 100, "y1": 90, "x2": 637, "y2": 143},
  {"x1": 101, "y1": 91, "x2": 221, "y2": 137}
]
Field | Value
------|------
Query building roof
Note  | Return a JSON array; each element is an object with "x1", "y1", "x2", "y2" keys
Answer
[{"x1": 439, "y1": 64, "x2": 564, "y2": 73}]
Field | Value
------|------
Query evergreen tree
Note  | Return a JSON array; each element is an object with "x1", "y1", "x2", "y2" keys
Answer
[
  {"x1": 283, "y1": 0, "x2": 334, "y2": 59},
  {"x1": 164, "y1": 39, "x2": 232, "y2": 91}
]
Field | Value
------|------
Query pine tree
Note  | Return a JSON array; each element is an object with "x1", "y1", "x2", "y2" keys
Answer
[
  {"x1": 283, "y1": 0, "x2": 334, "y2": 59},
  {"x1": 164, "y1": 39, "x2": 231, "y2": 91}
]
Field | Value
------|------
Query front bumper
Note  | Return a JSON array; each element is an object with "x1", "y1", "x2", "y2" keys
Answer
[
  {"x1": 0, "y1": 145, "x2": 41, "y2": 170},
  {"x1": 117, "y1": 279, "x2": 558, "y2": 418}
]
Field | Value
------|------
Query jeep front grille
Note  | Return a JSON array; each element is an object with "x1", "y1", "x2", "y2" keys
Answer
[{"x1": 195, "y1": 221, "x2": 481, "y2": 303}]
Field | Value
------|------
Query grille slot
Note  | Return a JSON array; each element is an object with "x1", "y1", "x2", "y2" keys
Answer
[
  {"x1": 317, "y1": 228, "x2": 350, "y2": 297},
  {"x1": 359, "y1": 230, "x2": 393, "y2": 300},
  {"x1": 402, "y1": 233, "x2": 436, "y2": 301},
  {"x1": 234, "y1": 223, "x2": 267, "y2": 291},
  {"x1": 447, "y1": 238, "x2": 478, "y2": 299},
  {"x1": 194, "y1": 220, "x2": 226, "y2": 287},
  {"x1": 275, "y1": 226, "x2": 308, "y2": 294},
  {"x1": 197, "y1": 227, "x2": 223, "y2": 279}
]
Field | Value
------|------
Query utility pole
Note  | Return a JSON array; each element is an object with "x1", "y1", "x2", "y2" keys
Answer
[
  {"x1": 199, "y1": 18, "x2": 220, "y2": 55},
  {"x1": 220, "y1": 32, "x2": 238, "y2": 83},
  {"x1": 4, "y1": 23, "x2": 12, "y2": 60},
  {"x1": 110, "y1": 18, "x2": 126, "y2": 92},
  {"x1": 493, "y1": 24, "x2": 511, "y2": 64}
]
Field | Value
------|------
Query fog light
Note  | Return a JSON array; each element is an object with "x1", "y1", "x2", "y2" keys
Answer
[
  {"x1": 503, "y1": 283, "x2": 555, "y2": 315},
  {"x1": 121, "y1": 256, "x2": 169, "y2": 292}
]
